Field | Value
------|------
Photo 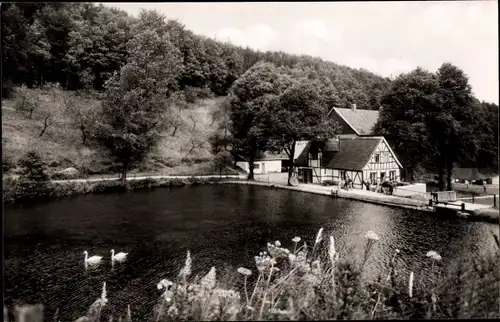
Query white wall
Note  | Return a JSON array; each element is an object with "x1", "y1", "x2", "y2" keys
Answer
[
  {"x1": 392, "y1": 183, "x2": 427, "y2": 197},
  {"x1": 363, "y1": 168, "x2": 400, "y2": 182},
  {"x1": 236, "y1": 160, "x2": 282, "y2": 174}
]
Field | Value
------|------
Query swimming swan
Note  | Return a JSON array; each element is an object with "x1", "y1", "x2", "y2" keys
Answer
[
  {"x1": 111, "y1": 249, "x2": 128, "y2": 261},
  {"x1": 83, "y1": 251, "x2": 103, "y2": 264}
]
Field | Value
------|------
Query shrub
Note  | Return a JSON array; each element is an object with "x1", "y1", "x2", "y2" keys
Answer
[
  {"x1": 18, "y1": 151, "x2": 50, "y2": 182},
  {"x1": 184, "y1": 86, "x2": 214, "y2": 103}
]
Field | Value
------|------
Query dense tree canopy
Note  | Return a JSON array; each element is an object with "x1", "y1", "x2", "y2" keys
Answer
[
  {"x1": 2, "y1": 2, "x2": 392, "y2": 108},
  {"x1": 375, "y1": 63, "x2": 496, "y2": 190}
]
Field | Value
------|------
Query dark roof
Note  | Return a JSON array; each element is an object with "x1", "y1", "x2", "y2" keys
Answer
[
  {"x1": 330, "y1": 108, "x2": 380, "y2": 135},
  {"x1": 453, "y1": 168, "x2": 488, "y2": 181},
  {"x1": 322, "y1": 138, "x2": 340, "y2": 152},
  {"x1": 323, "y1": 136, "x2": 382, "y2": 171}
]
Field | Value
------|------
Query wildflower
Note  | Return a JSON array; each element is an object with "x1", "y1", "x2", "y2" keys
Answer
[
  {"x1": 365, "y1": 230, "x2": 379, "y2": 241},
  {"x1": 178, "y1": 250, "x2": 192, "y2": 278},
  {"x1": 157, "y1": 279, "x2": 173, "y2": 290},
  {"x1": 267, "y1": 242, "x2": 290, "y2": 259},
  {"x1": 426, "y1": 250, "x2": 442, "y2": 261},
  {"x1": 237, "y1": 267, "x2": 252, "y2": 276},
  {"x1": 328, "y1": 236, "x2": 337, "y2": 263},
  {"x1": 362, "y1": 230, "x2": 380, "y2": 269},
  {"x1": 274, "y1": 240, "x2": 281, "y2": 247},
  {"x1": 395, "y1": 249, "x2": 400, "y2": 253},
  {"x1": 314, "y1": 227, "x2": 324, "y2": 245},
  {"x1": 255, "y1": 254, "x2": 277, "y2": 272},
  {"x1": 101, "y1": 282, "x2": 107, "y2": 302},
  {"x1": 201, "y1": 267, "x2": 217, "y2": 290},
  {"x1": 213, "y1": 288, "x2": 240, "y2": 300},
  {"x1": 292, "y1": 237, "x2": 301, "y2": 243},
  {"x1": 408, "y1": 271, "x2": 414, "y2": 298},
  {"x1": 311, "y1": 260, "x2": 322, "y2": 275}
]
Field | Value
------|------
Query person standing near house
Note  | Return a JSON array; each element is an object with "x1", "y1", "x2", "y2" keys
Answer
[{"x1": 483, "y1": 180, "x2": 487, "y2": 194}]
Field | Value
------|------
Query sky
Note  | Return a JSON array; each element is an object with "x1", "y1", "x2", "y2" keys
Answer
[{"x1": 103, "y1": 1, "x2": 499, "y2": 104}]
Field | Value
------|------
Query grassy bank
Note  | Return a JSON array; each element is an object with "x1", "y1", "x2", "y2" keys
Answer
[
  {"x1": 2, "y1": 176, "x2": 244, "y2": 204},
  {"x1": 5, "y1": 229, "x2": 500, "y2": 321}
]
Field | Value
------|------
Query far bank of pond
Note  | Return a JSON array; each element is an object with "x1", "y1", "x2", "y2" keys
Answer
[
  {"x1": 4, "y1": 184, "x2": 498, "y2": 321},
  {"x1": 4, "y1": 175, "x2": 497, "y2": 223}
]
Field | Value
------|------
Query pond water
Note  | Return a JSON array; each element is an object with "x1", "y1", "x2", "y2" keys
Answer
[{"x1": 4, "y1": 184, "x2": 498, "y2": 320}]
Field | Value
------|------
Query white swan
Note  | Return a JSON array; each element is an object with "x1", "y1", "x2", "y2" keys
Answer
[
  {"x1": 111, "y1": 249, "x2": 128, "y2": 262},
  {"x1": 84, "y1": 251, "x2": 103, "y2": 264}
]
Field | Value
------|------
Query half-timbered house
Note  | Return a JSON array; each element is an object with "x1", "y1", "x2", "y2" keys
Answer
[{"x1": 294, "y1": 136, "x2": 403, "y2": 188}]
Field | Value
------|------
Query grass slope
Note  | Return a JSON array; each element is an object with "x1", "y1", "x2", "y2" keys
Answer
[{"x1": 2, "y1": 87, "x2": 231, "y2": 177}]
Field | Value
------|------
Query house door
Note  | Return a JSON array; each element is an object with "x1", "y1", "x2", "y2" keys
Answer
[
  {"x1": 380, "y1": 172, "x2": 386, "y2": 182},
  {"x1": 305, "y1": 168, "x2": 313, "y2": 184},
  {"x1": 262, "y1": 162, "x2": 266, "y2": 174}
]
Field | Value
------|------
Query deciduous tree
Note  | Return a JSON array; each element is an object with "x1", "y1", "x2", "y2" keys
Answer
[
  {"x1": 95, "y1": 28, "x2": 182, "y2": 184},
  {"x1": 269, "y1": 79, "x2": 339, "y2": 185},
  {"x1": 374, "y1": 67, "x2": 438, "y2": 182},
  {"x1": 227, "y1": 61, "x2": 283, "y2": 180}
]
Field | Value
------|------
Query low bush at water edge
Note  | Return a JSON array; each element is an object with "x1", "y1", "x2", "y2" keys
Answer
[
  {"x1": 4, "y1": 229, "x2": 499, "y2": 321},
  {"x1": 2, "y1": 176, "x2": 240, "y2": 204}
]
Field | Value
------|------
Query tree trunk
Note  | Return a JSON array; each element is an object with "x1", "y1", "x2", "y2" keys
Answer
[
  {"x1": 121, "y1": 161, "x2": 128, "y2": 185},
  {"x1": 287, "y1": 141, "x2": 296, "y2": 186},
  {"x1": 248, "y1": 153, "x2": 255, "y2": 181},
  {"x1": 446, "y1": 162, "x2": 453, "y2": 191},
  {"x1": 81, "y1": 124, "x2": 87, "y2": 146},
  {"x1": 437, "y1": 162, "x2": 446, "y2": 191}
]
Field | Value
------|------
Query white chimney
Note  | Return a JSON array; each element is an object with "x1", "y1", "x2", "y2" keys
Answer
[{"x1": 351, "y1": 103, "x2": 356, "y2": 111}]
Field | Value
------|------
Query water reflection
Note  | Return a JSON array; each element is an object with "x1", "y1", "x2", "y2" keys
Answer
[{"x1": 4, "y1": 184, "x2": 497, "y2": 320}]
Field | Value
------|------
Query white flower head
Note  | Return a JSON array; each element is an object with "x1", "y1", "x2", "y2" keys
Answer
[
  {"x1": 157, "y1": 279, "x2": 173, "y2": 290},
  {"x1": 201, "y1": 266, "x2": 217, "y2": 290},
  {"x1": 237, "y1": 267, "x2": 252, "y2": 276},
  {"x1": 426, "y1": 250, "x2": 442, "y2": 261},
  {"x1": 328, "y1": 236, "x2": 336, "y2": 262},
  {"x1": 101, "y1": 282, "x2": 107, "y2": 301},
  {"x1": 395, "y1": 249, "x2": 400, "y2": 253},
  {"x1": 274, "y1": 240, "x2": 281, "y2": 247},
  {"x1": 292, "y1": 237, "x2": 301, "y2": 243},
  {"x1": 365, "y1": 230, "x2": 380, "y2": 241},
  {"x1": 408, "y1": 271, "x2": 414, "y2": 298},
  {"x1": 178, "y1": 250, "x2": 192, "y2": 278},
  {"x1": 315, "y1": 227, "x2": 324, "y2": 245}
]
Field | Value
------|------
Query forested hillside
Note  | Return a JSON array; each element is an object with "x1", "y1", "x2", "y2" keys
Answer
[{"x1": 1, "y1": 2, "x2": 391, "y2": 109}]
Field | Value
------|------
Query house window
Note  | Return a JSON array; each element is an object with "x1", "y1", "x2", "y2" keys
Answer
[
  {"x1": 370, "y1": 172, "x2": 377, "y2": 182},
  {"x1": 253, "y1": 163, "x2": 260, "y2": 170},
  {"x1": 389, "y1": 170, "x2": 396, "y2": 181},
  {"x1": 374, "y1": 154, "x2": 380, "y2": 163}
]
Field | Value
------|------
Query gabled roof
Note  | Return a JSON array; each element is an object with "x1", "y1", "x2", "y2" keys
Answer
[
  {"x1": 328, "y1": 107, "x2": 380, "y2": 135},
  {"x1": 323, "y1": 136, "x2": 382, "y2": 171}
]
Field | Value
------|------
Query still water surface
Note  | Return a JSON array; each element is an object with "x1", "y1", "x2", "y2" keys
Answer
[{"x1": 4, "y1": 184, "x2": 497, "y2": 320}]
